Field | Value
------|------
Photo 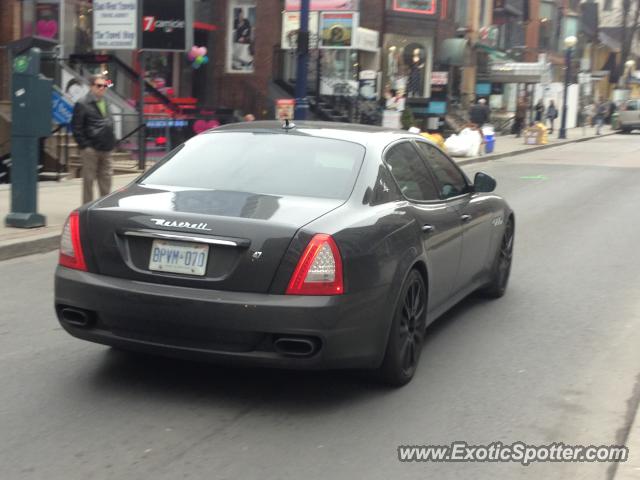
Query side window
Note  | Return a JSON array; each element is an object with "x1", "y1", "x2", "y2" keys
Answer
[
  {"x1": 416, "y1": 142, "x2": 469, "y2": 199},
  {"x1": 627, "y1": 101, "x2": 638, "y2": 111},
  {"x1": 385, "y1": 142, "x2": 440, "y2": 202}
]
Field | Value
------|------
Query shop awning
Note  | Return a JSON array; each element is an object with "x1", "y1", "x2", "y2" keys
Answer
[
  {"x1": 438, "y1": 38, "x2": 470, "y2": 66},
  {"x1": 489, "y1": 62, "x2": 545, "y2": 83},
  {"x1": 598, "y1": 28, "x2": 622, "y2": 52}
]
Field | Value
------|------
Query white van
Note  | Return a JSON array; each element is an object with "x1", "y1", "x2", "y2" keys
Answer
[{"x1": 619, "y1": 99, "x2": 640, "y2": 133}]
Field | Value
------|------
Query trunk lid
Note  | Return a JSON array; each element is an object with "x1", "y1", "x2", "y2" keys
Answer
[{"x1": 84, "y1": 184, "x2": 343, "y2": 293}]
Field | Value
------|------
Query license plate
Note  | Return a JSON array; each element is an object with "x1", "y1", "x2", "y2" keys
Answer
[{"x1": 148, "y1": 240, "x2": 209, "y2": 276}]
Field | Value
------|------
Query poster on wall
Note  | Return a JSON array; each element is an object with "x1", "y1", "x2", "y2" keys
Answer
[
  {"x1": 275, "y1": 99, "x2": 295, "y2": 120},
  {"x1": 285, "y1": 0, "x2": 359, "y2": 11},
  {"x1": 93, "y1": 0, "x2": 137, "y2": 50},
  {"x1": 142, "y1": 0, "x2": 190, "y2": 51},
  {"x1": 228, "y1": 0, "x2": 257, "y2": 73},
  {"x1": 320, "y1": 12, "x2": 356, "y2": 48},
  {"x1": 281, "y1": 11, "x2": 320, "y2": 49}
]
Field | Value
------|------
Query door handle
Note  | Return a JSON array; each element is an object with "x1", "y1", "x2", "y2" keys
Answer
[
  {"x1": 422, "y1": 224, "x2": 435, "y2": 234},
  {"x1": 460, "y1": 214, "x2": 472, "y2": 223}
]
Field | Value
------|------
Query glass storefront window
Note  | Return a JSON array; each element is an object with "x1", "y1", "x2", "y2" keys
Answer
[
  {"x1": 383, "y1": 33, "x2": 432, "y2": 99},
  {"x1": 320, "y1": 49, "x2": 358, "y2": 95}
]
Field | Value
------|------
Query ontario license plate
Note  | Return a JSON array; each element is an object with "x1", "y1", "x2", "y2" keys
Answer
[{"x1": 148, "y1": 240, "x2": 209, "y2": 276}]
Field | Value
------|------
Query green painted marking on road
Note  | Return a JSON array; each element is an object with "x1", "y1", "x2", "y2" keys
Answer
[{"x1": 520, "y1": 175, "x2": 548, "y2": 180}]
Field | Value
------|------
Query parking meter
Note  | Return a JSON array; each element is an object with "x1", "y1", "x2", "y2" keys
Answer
[{"x1": 5, "y1": 48, "x2": 52, "y2": 228}]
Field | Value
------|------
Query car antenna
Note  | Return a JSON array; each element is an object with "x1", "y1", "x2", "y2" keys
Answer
[{"x1": 282, "y1": 118, "x2": 296, "y2": 132}]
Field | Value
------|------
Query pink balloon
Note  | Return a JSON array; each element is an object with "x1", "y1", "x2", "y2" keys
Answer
[
  {"x1": 190, "y1": 45, "x2": 199, "y2": 54},
  {"x1": 196, "y1": 46, "x2": 207, "y2": 57}
]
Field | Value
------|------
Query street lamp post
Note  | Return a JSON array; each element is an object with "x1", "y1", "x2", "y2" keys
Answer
[
  {"x1": 625, "y1": 59, "x2": 636, "y2": 83},
  {"x1": 558, "y1": 35, "x2": 577, "y2": 139}
]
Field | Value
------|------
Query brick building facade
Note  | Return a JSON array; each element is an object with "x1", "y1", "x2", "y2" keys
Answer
[{"x1": 0, "y1": 0, "x2": 22, "y2": 102}]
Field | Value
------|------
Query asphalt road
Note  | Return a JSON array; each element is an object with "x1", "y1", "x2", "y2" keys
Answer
[{"x1": 1, "y1": 134, "x2": 640, "y2": 480}]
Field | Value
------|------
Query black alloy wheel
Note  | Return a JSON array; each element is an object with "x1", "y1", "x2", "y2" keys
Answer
[
  {"x1": 481, "y1": 217, "x2": 514, "y2": 298},
  {"x1": 378, "y1": 269, "x2": 427, "y2": 387}
]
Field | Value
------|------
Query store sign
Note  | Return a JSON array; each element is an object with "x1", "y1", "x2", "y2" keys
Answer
[
  {"x1": 431, "y1": 71, "x2": 448, "y2": 85},
  {"x1": 142, "y1": 0, "x2": 189, "y2": 51},
  {"x1": 281, "y1": 11, "x2": 320, "y2": 49},
  {"x1": 285, "y1": 0, "x2": 359, "y2": 11},
  {"x1": 93, "y1": 0, "x2": 137, "y2": 50},
  {"x1": 275, "y1": 99, "x2": 295, "y2": 120},
  {"x1": 478, "y1": 26, "x2": 499, "y2": 48},
  {"x1": 320, "y1": 12, "x2": 356, "y2": 48},
  {"x1": 359, "y1": 71, "x2": 377, "y2": 100},
  {"x1": 391, "y1": 0, "x2": 436, "y2": 15},
  {"x1": 355, "y1": 27, "x2": 379, "y2": 52}
]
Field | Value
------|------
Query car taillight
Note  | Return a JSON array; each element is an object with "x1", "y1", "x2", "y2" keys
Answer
[
  {"x1": 59, "y1": 211, "x2": 87, "y2": 271},
  {"x1": 286, "y1": 234, "x2": 344, "y2": 295}
]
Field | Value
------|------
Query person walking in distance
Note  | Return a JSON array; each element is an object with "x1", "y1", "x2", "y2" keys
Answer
[
  {"x1": 546, "y1": 100, "x2": 558, "y2": 134},
  {"x1": 513, "y1": 97, "x2": 528, "y2": 137},
  {"x1": 469, "y1": 98, "x2": 490, "y2": 128},
  {"x1": 595, "y1": 99, "x2": 607, "y2": 135},
  {"x1": 71, "y1": 75, "x2": 116, "y2": 204},
  {"x1": 534, "y1": 99, "x2": 545, "y2": 123}
]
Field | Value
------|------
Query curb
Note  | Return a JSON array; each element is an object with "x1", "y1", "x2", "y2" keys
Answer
[
  {"x1": 456, "y1": 131, "x2": 617, "y2": 166},
  {"x1": 612, "y1": 376, "x2": 640, "y2": 480},
  {"x1": 0, "y1": 232, "x2": 61, "y2": 262}
]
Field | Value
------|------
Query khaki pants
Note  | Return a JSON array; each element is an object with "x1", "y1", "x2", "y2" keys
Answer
[{"x1": 82, "y1": 147, "x2": 113, "y2": 204}]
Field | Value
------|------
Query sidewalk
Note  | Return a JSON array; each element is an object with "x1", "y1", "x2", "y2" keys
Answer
[
  {"x1": 459, "y1": 124, "x2": 617, "y2": 165},
  {"x1": 0, "y1": 174, "x2": 139, "y2": 261},
  {"x1": 0, "y1": 125, "x2": 617, "y2": 261}
]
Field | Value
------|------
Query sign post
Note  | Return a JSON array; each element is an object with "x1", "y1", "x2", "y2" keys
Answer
[
  {"x1": 5, "y1": 48, "x2": 52, "y2": 228},
  {"x1": 294, "y1": 0, "x2": 310, "y2": 120}
]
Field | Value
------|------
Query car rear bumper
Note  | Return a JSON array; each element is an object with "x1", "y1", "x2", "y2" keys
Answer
[{"x1": 54, "y1": 266, "x2": 393, "y2": 370}]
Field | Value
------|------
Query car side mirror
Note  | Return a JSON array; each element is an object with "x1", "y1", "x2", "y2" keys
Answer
[{"x1": 473, "y1": 172, "x2": 496, "y2": 193}]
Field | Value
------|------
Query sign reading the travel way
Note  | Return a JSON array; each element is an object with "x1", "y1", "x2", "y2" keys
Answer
[
  {"x1": 142, "y1": 0, "x2": 189, "y2": 51},
  {"x1": 93, "y1": 0, "x2": 138, "y2": 50}
]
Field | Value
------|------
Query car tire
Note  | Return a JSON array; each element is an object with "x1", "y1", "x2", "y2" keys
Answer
[
  {"x1": 376, "y1": 269, "x2": 427, "y2": 387},
  {"x1": 480, "y1": 217, "x2": 514, "y2": 298},
  {"x1": 620, "y1": 128, "x2": 632, "y2": 134}
]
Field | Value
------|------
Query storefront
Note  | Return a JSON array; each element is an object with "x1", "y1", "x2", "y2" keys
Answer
[
  {"x1": 381, "y1": 0, "x2": 442, "y2": 128},
  {"x1": 280, "y1": 1, "x2": 378, "y2": 99}
]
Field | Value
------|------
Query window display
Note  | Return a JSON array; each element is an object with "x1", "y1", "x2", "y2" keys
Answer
[{"x1": 383, "y1": 34, "x2": 432, "y2": 99}]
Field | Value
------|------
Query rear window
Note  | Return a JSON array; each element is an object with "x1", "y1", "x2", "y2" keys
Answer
[{"x1": 140, "y1": 132, "x2": 365, "y2": 200}]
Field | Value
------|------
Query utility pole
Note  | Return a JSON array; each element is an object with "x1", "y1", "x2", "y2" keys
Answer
[{"x1": 294, "y1": 0, "x2": 310, "y2": 120}]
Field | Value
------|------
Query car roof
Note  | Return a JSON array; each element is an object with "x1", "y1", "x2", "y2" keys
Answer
[{"x1": 207, "y1": 120, "x2": 432, "y2": 150}]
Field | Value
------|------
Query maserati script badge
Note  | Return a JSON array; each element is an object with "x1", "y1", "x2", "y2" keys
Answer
[{"x1": 150, "y1": 218, "x2": 212, "y2": 231}]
